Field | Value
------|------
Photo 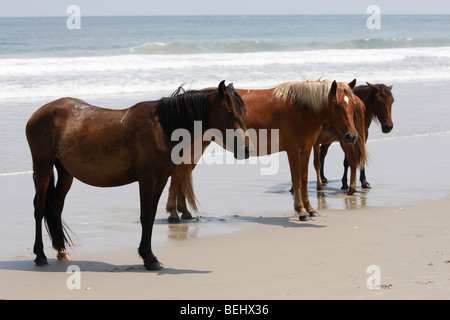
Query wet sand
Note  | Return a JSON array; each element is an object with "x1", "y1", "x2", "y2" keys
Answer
[{"x1": 0, "y1": 131, "x2": 449, "y2": 300}]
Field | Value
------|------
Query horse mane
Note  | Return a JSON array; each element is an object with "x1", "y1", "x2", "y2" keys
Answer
[
  {"x1": 153, "y1": 86, "x2": 214, "y2": 135},
  {"x1": 273, "y1": 80, "x2": 355, "y2": 112}
]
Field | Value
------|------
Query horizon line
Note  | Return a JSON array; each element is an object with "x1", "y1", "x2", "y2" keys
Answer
[{"x1": 2, "y1": 13, "x2": 450, "y2": 18}]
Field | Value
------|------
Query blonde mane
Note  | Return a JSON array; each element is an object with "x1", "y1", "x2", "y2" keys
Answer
[{"x1": 273, "y1": 80, "x2": 355, "y2": 111}]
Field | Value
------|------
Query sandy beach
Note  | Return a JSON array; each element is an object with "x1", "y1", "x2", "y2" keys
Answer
[{"x1": 1, "y1": 130, "x2": 449, "y2": 300}]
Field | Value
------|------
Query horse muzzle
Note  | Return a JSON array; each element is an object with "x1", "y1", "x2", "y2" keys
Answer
[{"x1": 382, "y1": 123, "x2": 393, "y2": 133}]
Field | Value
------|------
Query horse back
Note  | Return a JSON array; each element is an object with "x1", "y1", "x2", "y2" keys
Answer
[{"x1": 236, "y1": 88, "x2": 325, "y2": 152}]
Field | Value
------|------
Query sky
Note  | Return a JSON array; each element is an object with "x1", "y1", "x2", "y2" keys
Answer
[{"x1": 1, "y1": 0, "x2": 450, "y2": 16}]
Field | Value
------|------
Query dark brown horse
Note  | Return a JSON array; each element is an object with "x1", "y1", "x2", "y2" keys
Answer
[
  {"x1": 25, "y1": 81, "x2": 249, "y2": 270},
  {"x1": 165, "y1": 80, "x2": 359, "y2": 222},
  {"x1": 318, "y1": 83, "x2": 394, "y2": 191}
]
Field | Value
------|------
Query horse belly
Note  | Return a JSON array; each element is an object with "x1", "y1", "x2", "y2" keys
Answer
[
  {"x1": 57, "y1": 136, "x2": 138, "y2": 187},
  {"x1": 248, "y1": 130, "x2": 281, "y2": 156}
]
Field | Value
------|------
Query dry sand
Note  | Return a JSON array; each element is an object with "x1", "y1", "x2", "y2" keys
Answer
[{"x1": 0, "y1": 133, "x2": 449, "y2": 300}]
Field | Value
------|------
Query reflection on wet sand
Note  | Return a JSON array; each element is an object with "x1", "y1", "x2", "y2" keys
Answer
[
  {"x1": 317, "y1": 187, "x2": 369, "y2": 210},
  {"x1": 156, "y1": 216, "x2": 240, "y2": 243},
  {"x1": 167, "y1": 221, "x2": 199, "y2": 241},
  {"x1": 316, "y1": 181, "x2": 369, "y2": 211}
]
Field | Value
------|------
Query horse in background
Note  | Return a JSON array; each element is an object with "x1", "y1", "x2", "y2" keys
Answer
[
  {"x1": 26, "y1": 81, "x2": 249, "y2": 270},
  {"x1": 318, "y1": 83, "x2": 394, "y2": 191},
  {"x1": 166, "y1": 79, "x2": 359, "y2": 222}
]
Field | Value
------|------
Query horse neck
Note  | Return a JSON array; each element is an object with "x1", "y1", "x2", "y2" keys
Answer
[
  {"x1": 317, "y1": 105, "x2": 330, "y2": 127},
  {"x1": 305, "y1": 103, "x2": 330, "y2": 135},
  {"x1": 355, "y1": 87, "x2": 375, "y2": 130}
]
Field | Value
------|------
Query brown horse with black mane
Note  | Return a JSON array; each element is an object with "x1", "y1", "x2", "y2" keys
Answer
[
  {"x1": 317, "y1": 83, "x2": 394, "y2": 192},
  {"x1": 166, "y1": 79, "x2": 359, "y2": 222},
  {"x1": 26, "y1": 81, "x2": 249, "y2": 270}
]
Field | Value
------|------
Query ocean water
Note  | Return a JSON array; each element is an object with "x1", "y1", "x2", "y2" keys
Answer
[{"x1": 1, "y1": 15, "x2": 450, "y2": 174}]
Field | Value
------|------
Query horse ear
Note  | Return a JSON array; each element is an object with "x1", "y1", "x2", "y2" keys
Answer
[
  {"x1": 348, "y1": 79, "x2": 357, "y2": 89},
  {"x1": 227, "y1": 83, "x2": 235, "y2": 90},
  {"x1": 329, "y1": 80, "x2": 337, "y2": 100},
  {"x1": 218, "y1": 80, "x2": 227, "y2": 95},
  {"x1": 366, "y1": 82, "x2": 378, "y2": 91},
  {"x1": 388, "y1": 85, "x2": 393, "y2": 90}
]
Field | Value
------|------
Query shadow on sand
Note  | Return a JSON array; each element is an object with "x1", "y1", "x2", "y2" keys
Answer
[{"x1": 0, "y1": 258, "x2": 211, "y2": 275}]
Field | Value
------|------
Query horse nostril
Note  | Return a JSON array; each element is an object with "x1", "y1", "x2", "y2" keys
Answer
[
  {"x1": 344, "y1": 133, "x2": 358, "y2": 144},
  {"x1": 382, "y1": 124, "x2": 393, "y2": 133}
]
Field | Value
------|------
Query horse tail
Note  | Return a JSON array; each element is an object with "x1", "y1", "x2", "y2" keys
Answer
[
  {"x1": 354, "y1": 99, "x2": 369, "y2": 169},
  {"x1": 355, "y1": 135, "x2": 368, "y2": 170},
  {"x1": 37, "y1": 170, "x2": 73, "y2": 251},
  {"x1": 180, "y1": 166, "x2": 198, "y2": 212}
]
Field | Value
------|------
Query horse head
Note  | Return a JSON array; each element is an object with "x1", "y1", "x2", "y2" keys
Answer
[
  {"x1": 327, "y1": 79, "x2": 359, "y2": 145},
  {"x1": 206, "y1": 80, "x2": 252, "y2": 159},
  {"x1": 367, "y1": 83, "x2": 394, "y2": 133}
]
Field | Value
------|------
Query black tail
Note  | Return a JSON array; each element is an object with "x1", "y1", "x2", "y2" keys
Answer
[{"x1": 36, "y1": 171, "x2": 73, "y2": 251}]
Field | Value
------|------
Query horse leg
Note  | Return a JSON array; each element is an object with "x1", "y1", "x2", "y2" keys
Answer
[
  {"x1": 54, "y1": 159, "x2": 73, "y2": 261},
  {"x1": 360, "y1": 165, "x2": 371, "y2": 189},
  {"x1": 177, "y1": 187, "x2": 191, "y2": 219},
  {"x1": 313, "y1": 143, "x2": 323, "y2": 190},
  {"x1": 32, "y1": 164, "x2": 53, "y2": 266},
  {"x1": 166, "y1": 182, "x2": 179, "y2": 222},
  {"x1": 177, "y1": 163, "x2": 198, "y2": 220},
  {"x1": 341, "y1": 156, "x2": 350, "y2": 191},
  {"x1": 300, "y1": 148, "x2": 318, "y2": 217},
  {"x1": 166, "y1": 163, "x2": 196, "y2": 222},
  {"x1": 138, "y1": 177, "x2": 167, "y2": 270},
  {"x1": 320, "y1": 144, "x2": 331, "y2": 184},
  {"x1": 138, "y1": 178, "x2": 157, "y2": 270},
  {"x1": 287, "y1": 150, "x2": 309, "y2": 221},
  {"x1": 340, "y1": 146, "x2": 357, "y2": 195},
  {"x1": 166, "y1": 165, "x2": 188, "y2": 223},
  {"x1": 347, "y1": 163, "x2": 357, "y2": 195},
  {"x1": 167, "y1": 141, "x2": 205, "y2": 221},
  {"x1": 28, "y1": 122, "x2": 69, "y2": 264}
]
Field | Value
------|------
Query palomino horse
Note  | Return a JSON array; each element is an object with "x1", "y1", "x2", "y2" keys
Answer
[
  {"x1": 317, "y1": 83, "x2": 394, "y2": 191},
  {"x1": 312, "y1": 94, "x2": 367, "y2": 195},
  {"x1": 26, "y1": 81, "x2": 249, "y2": 270},
  {"x1": 165, "y1": 80, "x2": 359, "y2": 222}
]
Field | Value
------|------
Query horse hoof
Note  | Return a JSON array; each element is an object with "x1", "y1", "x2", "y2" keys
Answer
[
  {"x1": 341, "y1": 185, "x2": 349, "y2": 191},
  {"x1": 57, "y1": 251, "x2": 72, "y2": 261},
  {"x1": 362, "y1": 182, "x2": 371, "y2": 189},
  {"x1": 34, "y1": 256, "x2": 48, "y2": 266},
  {"x1": 347, "y1": 190, "x2": 356, "y2": 196},
  {"x1": 309, "y1": 210, "x2": 319, "y2": 217},
  {"x1": 168, "y1": 217, "x2": 180, "y2": 223},
  {"x1": 181, "y1": 213, "x2": 193, "y2": 220},
  {"x1": 144, "y1": 260, "x2": 163, "y2": 271},
  {"x1": 299, "y1": 215, "x2": 311, "y2": 221}
]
